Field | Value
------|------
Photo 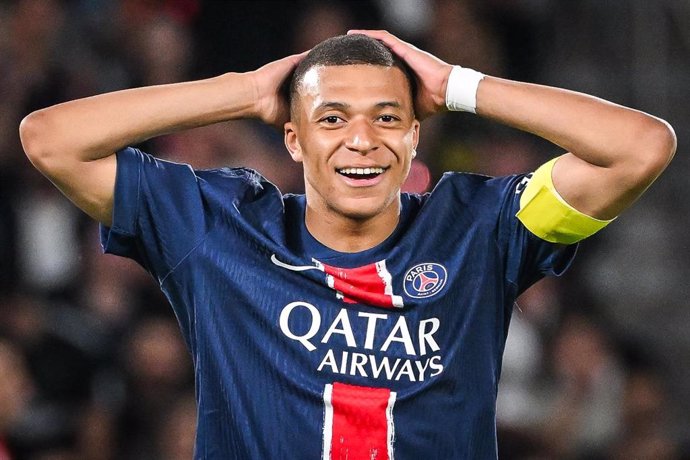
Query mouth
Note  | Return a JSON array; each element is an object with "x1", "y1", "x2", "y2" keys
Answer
[{"x1": 336, "y1": 166, "x2": 388, "y2": 181}]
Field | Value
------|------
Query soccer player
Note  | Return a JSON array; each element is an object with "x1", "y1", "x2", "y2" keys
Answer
[{"x1": 20, "y1": 31, "x2": 675, "y2": 459}]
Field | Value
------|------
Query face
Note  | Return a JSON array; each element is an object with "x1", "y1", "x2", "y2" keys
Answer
[{"x1": 285, "y1": 64, "x2": 419, "y2": 223}]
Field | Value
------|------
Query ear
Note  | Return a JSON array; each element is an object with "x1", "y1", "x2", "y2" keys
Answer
[
  {"x1": 412, "y1": 119, "x2": 420, "y2": 150},
  {"x1": 284, "y1": 121, "x2": 303, "y2": 163},
  {"x1": 410, "y1": 119, "x2": 420, "y2": 158}
]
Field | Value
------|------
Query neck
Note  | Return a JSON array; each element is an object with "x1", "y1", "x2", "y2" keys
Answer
[{"x1": 304, "y1": 199, "x2": 401, "y2": 253}]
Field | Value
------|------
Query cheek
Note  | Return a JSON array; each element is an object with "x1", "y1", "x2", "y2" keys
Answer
[
  {"x1": 388, "y1": 129, "x2": 417, "y2": 161},
  {"x1": 300, "y1": 153, "x2": 332, "y2": 189},
  {"x1": 301, "y1": 138, "x2": 337, "y2": 170},
  {"x1": 403, "y1": 129, "x2": 417, "y2": 149}
]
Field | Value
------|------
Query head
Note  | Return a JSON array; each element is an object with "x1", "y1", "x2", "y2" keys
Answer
[
  {"x1": 285, "y1": 34, "x2": 420, "y2": 225},
  {"x1": 288, "y1": 34, "x2": 417, "y2": 120}
]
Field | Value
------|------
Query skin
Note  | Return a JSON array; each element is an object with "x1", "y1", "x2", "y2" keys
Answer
[
  {"x1": 19, "y1": 30, "x2": 676, "y2": 253},
  {"x1": 18, "y1": 51, "x2": 307, "y2": 226},
  {"x1": 284, "y1": 65, "x2": 419, "y2": 252},
  {"x1": 350, "y1": 30, "x2": 677, "y2": 220}
]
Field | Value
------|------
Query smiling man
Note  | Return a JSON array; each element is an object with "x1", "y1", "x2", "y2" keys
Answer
[
  {"x1": 285, "y1": 45, "x2": 420, "y2": 252},
  {"x1": 20, "y1": 32, "x2": 675, "y2": 459}
]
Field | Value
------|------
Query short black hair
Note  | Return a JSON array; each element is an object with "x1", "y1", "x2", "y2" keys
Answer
[{"x1": 288, "y1": 34, "x2": 417, "y2": 117}]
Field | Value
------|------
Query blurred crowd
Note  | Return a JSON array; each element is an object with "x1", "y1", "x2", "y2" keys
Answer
[{"x1": 1, "y1": 0, "x2": 688, "y2": 459}]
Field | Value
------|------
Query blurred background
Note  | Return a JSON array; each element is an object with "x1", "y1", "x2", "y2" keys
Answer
[{"x1": 0, "y1": 0, "x2": 688, "y2": 459}]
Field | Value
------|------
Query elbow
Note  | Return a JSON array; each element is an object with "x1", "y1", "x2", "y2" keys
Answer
[
  {"x1": 645, "y1": 117, "x2": 676, "y2": 172},
  {"x1": 633, "y1": 116, "x2": 677, "y2": 183},
  {"x1": 20, "y1": 109, "x2": 62, "y2": 172},
  {"x1": 659, "y1": 118, "x2": 677, "y2": 164},
  {"x1": 20, "y1": 110, "x2": 50, "y2": 167}
]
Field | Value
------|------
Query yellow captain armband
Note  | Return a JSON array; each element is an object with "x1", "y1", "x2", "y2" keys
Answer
[{"x1": 516, "y1": 157, "x2": 615, "y2": 244}]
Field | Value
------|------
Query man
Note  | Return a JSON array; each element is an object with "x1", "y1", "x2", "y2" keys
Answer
[{"x1": 20, "y1": 31, "x2": 675, "y2": 459}]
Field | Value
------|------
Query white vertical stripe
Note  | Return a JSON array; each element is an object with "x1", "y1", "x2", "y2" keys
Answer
[
  {"x1": 376, "y1": 260, "x2": 404, "y2": 308},
  {"x1": 386, "y1": 391, "x2": 397, "y2": 460},
  {"x1": 322, "y1": 384, "x2": 334, "y2": 460},
  {"x1": 390, "y1": 295, "x2": 404, "y2": 308},
  {"x1": 376, "y1": 260, "x2": 394, "y2": 295}
]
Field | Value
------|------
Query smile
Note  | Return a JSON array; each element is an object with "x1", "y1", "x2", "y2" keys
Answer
[{"x1": 336, "y1": 167, "x2": 388, "y2": 180}]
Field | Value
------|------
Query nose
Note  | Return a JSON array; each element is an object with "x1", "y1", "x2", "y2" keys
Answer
[{"x1": 344, "y1": 118, "x2": 378, "y2": 154}]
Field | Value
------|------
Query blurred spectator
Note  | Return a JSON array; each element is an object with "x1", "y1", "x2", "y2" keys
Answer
[
  {"x1": 155, "y1": 393, "x2": 197, "y2": 460},
  {"x1": 292, "y1": 2, "x2": 355, "y2": 52},
  {"x1": 608, "y1": 367, "x2": 682, "y2": 460},
  {"x1": 540, "y1": 312, "x2": 625, "y2": 458},
  {"x1": 0, "y1": 340, "x2": 35, "y2": 457},
  {"x1": 16, "y1": 190, "x2": 81, "y2": 295},
  {"x1": 0, "y1": 294, "x2": 96, "y2": 404},
  {"x1": 73, "y1": 404, "x2": 117, "y2": 460},
  {"x1": 497, "y1": 279, "x2": 563, "y2": 430},
  {"x1": 116, "y1": 317, "x2": 192, "y2": 459},
  {"x1": 0, "y1": 337, "x2": 75, "y2": 459},
  {"x1": 427, "y1": 0, "x2": 504, "y2": 76},
  {"x1": 135, "y1": 15, "x2": 194, "y2": 86}
]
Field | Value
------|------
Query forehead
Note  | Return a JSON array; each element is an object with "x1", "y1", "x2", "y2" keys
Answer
[{"x1": 296, "y1": 64, "x2": 413, "y2": 109}]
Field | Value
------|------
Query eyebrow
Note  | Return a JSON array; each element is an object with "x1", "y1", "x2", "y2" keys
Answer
[
  {"x1": 375, "y1": 101, "x2": 402, "y2": 109},
  {"x1": 315, "y1": 101, "x2": 403, "y2": 112},
  {"x1": 316, "y1": 102, "x2": 350, "y2": 111}
]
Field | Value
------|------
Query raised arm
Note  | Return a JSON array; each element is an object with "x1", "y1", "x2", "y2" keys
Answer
[
  {"x1": 19, "y1": 52, "x2": 305, "y2": 226},
  {"x1": 350, "y1": 30, "x2": 676, "y2": 221}
]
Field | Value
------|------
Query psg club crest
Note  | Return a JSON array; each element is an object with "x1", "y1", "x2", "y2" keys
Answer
[{"x1": 403, "y1": 263, "x2": 448, "y2": 299}]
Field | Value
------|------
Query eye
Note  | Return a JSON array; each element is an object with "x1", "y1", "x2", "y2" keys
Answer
[
  {"x1": 377, "y1": 114, "x2": 399, "y2": 123},
  {"x1": 320, "y1": 115, "x2": 343, "y2": 124}
]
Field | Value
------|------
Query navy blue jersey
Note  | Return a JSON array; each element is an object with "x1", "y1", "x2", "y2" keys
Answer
[{"x1": 101, "y1": 147, "x2": 575, "y2": 459}]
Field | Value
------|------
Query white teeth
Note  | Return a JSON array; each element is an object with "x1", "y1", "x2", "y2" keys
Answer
[{"x1": 338, "y1": 167, "x2": 385, "y2": 175}]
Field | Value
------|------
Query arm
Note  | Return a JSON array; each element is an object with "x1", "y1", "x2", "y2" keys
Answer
[
  {"x1": 350, "y1": 30, "x2": 676, "y2": 221},
  {"x1": 19, "y1": 53, "x2": 305, "y2": 226}
]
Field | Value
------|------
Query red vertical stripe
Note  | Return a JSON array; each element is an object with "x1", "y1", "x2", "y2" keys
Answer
[
  {"x1": 320, "y1": 261, "x2": 404, "y2": 308},
  {"x1": 323, "y1": 382, "x2": 396, "y2": 460}
]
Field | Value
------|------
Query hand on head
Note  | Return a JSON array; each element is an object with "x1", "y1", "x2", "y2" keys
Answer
[
  {"x1": 252, "y1": 30, "x2": 454, "y2": 129},
  {"x1": 249, "y1": 50, "x2": 309, "y2": 129},
  {"x1": 347, "y1": 29, "x2": 453, "y2": 120}
]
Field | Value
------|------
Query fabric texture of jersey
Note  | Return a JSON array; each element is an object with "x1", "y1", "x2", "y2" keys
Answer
[{"x1": 101, "y1": 147, "x2": 576, "y2": 459}]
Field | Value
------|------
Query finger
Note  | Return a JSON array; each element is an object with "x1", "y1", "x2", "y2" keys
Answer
[
  {"x1": 347, "y1": 29, "x2": 396, "y2": 41},
  {"x1": 347, "y1": 29, "x2": 412, "y2": 59},
  {"x1": 284, "y1": 50, "x2": 310, "y2": 69},
  {"x1": 347, "y1": 29, "x2": 405, "y2": 48}
]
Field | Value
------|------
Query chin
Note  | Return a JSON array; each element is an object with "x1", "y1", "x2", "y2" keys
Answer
[
  {"x1": 335, "y1": 196, "x2": 398, "y2": 221},
  {"x1": 341, "y1": 208, "x2": 380, "y2": 221}
]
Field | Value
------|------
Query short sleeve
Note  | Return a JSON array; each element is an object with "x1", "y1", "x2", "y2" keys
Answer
[
  {"x1": 495, "y1": 174, "x2": 578, "y2": 294},
  {"x1": 100, "y1": 147, "x2": 210, "y2": 282}
]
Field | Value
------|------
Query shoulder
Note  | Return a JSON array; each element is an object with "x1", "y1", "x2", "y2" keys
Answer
[
  {"x1": 426, "y1": 171, "x2": 525, "y2": 207},
  {"x1": 196, "y1": 166, "x2": 281, "y2": 198},
  {"x1": 121, "y1": 148, "x2": 285, "y2": 218},
  {"x1": 192, "y1": 167, "x2": 287, "y2": 228},
  {"x1": 121, "y1": 147, "x2": 278, "y2": 195}
]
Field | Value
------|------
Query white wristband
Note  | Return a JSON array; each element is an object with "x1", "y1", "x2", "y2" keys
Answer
[{"x1": 445, "y1": 66, "x2": 485, "y2": 114}]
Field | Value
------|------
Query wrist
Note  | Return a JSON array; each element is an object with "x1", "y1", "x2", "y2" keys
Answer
[
  {"x1": 445, "y1": 66, "x2": 485, "y2": 114},
  {"x1": 245, "y1": 70, "x2": 286, "y2": 126},
  {"x1": 211, "y1": 72, "x2": 260, "y2": 121},
  {"x1": 238, "y1": 71, "x2": 266, "y2": 120}
]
